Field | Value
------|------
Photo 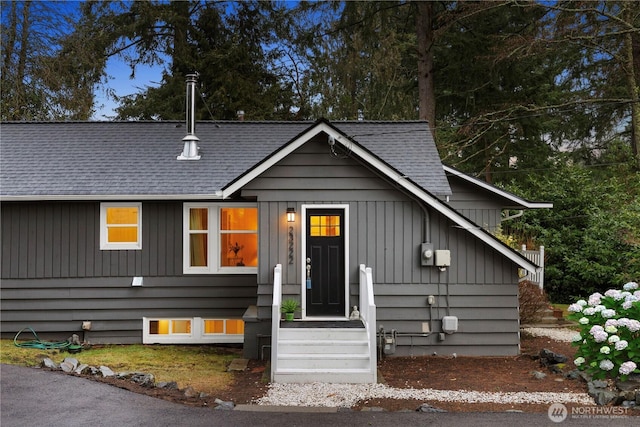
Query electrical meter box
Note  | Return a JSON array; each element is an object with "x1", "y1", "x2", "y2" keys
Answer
[{"x1": 420, "y1": 243, "x2": 434, "y2": 266}]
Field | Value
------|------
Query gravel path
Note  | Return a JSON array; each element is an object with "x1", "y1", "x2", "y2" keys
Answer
[
  {"x1": 522, "y1": 327, "x2": 578, "y2": 343},
  {"x1": 256, "y1": 327, "x2": 591, "y2": 408}
]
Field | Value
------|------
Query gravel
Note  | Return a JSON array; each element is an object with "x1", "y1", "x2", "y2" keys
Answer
[
  {"x1": 256, "y1": 327, "x2": 591, "y2": 408},
  {"x1": 522, "y1": 327, "x2": 578, "y2": 343},
  {"x1": 255, "y1": 382, "x2": 593, "y2": 407}
]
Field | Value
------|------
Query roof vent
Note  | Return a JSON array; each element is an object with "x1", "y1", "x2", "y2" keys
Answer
[{"x1": 177, "y1": 72, "x2": 201, "y2": 160}]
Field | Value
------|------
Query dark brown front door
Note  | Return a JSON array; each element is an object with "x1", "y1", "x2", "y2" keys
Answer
[{"x1": 305, "y1": 209, "x2": 345, "y2": 316}]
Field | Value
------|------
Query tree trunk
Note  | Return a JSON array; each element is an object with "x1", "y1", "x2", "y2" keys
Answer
[
  {"x1": 622, "y1": 3, "x2": 640, "y2": 169},
  {"x1": 415, "y1": 1, "x2": 435, "y2": 135}
]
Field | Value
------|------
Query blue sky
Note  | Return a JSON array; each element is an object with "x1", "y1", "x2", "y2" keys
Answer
[{"x1": 93, "y1": 56, "x2": 163, "y2": 120}]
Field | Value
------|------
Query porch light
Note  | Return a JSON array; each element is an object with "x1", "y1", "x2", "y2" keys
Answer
[{"x1": 287, "y1": 207, "x2": 296, "y2": 223}]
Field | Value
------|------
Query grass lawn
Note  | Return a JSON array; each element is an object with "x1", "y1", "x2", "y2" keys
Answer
[{"x1": 0, "y1": 340, "x2": 238, "y2": 394}]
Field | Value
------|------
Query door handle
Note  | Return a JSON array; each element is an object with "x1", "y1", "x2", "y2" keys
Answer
[{"x1": 306, "y1": 258, "x2": 312, "y2": 289}]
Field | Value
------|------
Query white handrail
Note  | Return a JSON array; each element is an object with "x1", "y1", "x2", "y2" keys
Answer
[
  {"x1": 359, "y1": 264, "x2": 377, "y2": 383},
  {"x1": 270, "y1": 264, "x2": 282, "y2": 381}
]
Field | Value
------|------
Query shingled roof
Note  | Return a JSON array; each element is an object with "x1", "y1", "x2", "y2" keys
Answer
[{"x1": 0, "y1": 119, "x2": 450, "y2": 200}]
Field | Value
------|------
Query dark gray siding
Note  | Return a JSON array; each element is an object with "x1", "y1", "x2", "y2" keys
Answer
[
  {"x1": 243, "y1": 136, "x2": 520, "y2": 357},
  {"x1": 0, "y1": 201, "x2": 257, "y2": 342},
  {"x1": 445, "y1": 178, "x2": 505, "y2": 233}
]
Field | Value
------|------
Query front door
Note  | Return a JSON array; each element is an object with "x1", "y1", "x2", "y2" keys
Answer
[{"x1": 305, "y1": 208, "x2": 345, "y2": 317}]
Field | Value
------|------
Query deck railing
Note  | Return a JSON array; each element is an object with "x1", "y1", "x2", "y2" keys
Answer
[
  {"x1": 519, "y1": 245, "x2": 545, "y2": 290},
  {"x1": 359, "y1": 264, "x2": 377, "y2": 383},
  {"x1": 270, "y1": 263, "x2": 283, "y2": 382}
]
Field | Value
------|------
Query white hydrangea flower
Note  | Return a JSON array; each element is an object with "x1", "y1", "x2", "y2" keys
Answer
[
  {"x1": 623, "y1": 282, "x2": 638, "y2": 291},
  {"x1": 574, "y1": 357, "x2": 585, "y2": 366},
  {"x1": 615, "y1": 340, "x2": 629, "y2": 351},
  {"x1": 588, "y1": 293, "x2": 603, "y2": 306},
  {"x1": 594, "y1": 305, "x2": 606, "y2": 313},
  {"x1": 568, "y1": 303, "x2": 583, "y2": 313},
  {"x1": 605, "y1": 324, "x2": 618, "y2": 333},
  {"x1": 577, "y1": 299, "x2": 588, "y2": 307},
  {"x1": 619, "y1": 361, "x2": 637, "y2": 375},
  {"x1": 600, "y1": 346, "x2": 611, "y2": 354},
  {"x1": 579, "y1": 317, "x2": 589, "y2": 325},
  {"x1": 601, "y1": 309, "x2": 616, "y2": 318},
  {"x1": 604, "y1": 289, "x2": 620, "y2": 298},
  {"x1": 608, "y1": 335, "x2": 620, "y2": 343},
  {"x1": 583, "y1": 307, "x2": 596, "y2": 316},
  {"x1": 572, "y1": 334, "x2": 582, "y2": 342},
  {"x1": 599, "y1": 359, "x2": 614, "y2": 371}
]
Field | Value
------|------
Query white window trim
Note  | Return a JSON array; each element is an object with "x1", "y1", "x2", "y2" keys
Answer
[
  {"x1": 100, "y1": 202, "x2": 142, "y2": 250},
  {"x1": 142, "y1": 317, "x2": 244, "y2": 344},
  {"x1": 183, "y1": 203, "x2": 258, "y2": 274}
]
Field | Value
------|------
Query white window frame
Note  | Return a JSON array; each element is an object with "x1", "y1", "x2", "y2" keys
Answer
[
  {"x1": 142, "y1": 317, "x2": 244, "y2": 344},
  {"x1": 100, "y1": 202, "x2": 142, "y2": 250},
  {"x1": 183, "y1": 203, "x2": 258, "y2": 274}
]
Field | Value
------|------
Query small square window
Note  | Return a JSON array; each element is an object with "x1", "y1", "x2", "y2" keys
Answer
[{"x1": 100, "y1": 203, "x2": 142, "y2": 250}]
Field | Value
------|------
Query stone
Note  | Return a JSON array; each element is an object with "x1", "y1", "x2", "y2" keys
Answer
[
  {"x1": 99, "y1": 366, "x2": 115, "y2": 377},
  {"x1": 183, "y1": 386, "x2": 198, "y2": 398},
  {"x1": 156, "y1": 381, "x2": 178, "y2": 390},
  {"x1": 199, "y1": 392, "x2": 209, "y2": 399},
  {"x1": 531, "y1": 370, "x2": 547, "y2": 380},
  {"x1": 417, "y1": 403, "x2": 446, "y2": 413},
  {"x1": 564, "y1": 370, "x2": 580, "y2": 380},
  {"x1": 539, "y1": 349, "x2": 567, "y2": 366},
  {"x1": 616, "y1": 377, "x2": 640, "y2": 392},
  {"x1": 63, "y1": 357, "x2": 78, "y2": 370},
  {"x1": 589, "y1": 380, "x2": 608, "y2": 390},
  {"x1": 130, "y1": 373, "x2": 155, "y2": 388},
  {"x1": 590, "y1": 389, "x2": 618, "y2": 406},
  {"x1": 74, "y1": 364, "x2": 89, "y2": 375},
  {"x1": 41, "y1": 358, "x2": 58, "y2": 370},
  {"x1": 60, "y1": 361, "x2": 75, "y2": 373},
  {"x1": 636, "y1": 390, "x2": 640, "y2": 405},
  {"x1": 621, "y1": 400, "x2": 636, "y2": 408},
  {"x1": 214, "y1": 398, "x2": 235, "y2": 410},
  {"x1": 227, "y1": 359, "x2": 249, "y2": 372}
]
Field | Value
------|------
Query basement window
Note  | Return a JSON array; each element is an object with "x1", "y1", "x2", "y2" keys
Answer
[
  {"x1": 100, "y1": 203, "x2": 142, "y2": 250},
  {"x1": 143, "y1": 317, "x2": 244, "y2": 344}
]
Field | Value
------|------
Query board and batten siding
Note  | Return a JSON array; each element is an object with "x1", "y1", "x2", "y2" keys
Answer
[
  {"x1": 0, "y1": 201, "x2": 257, "y2": 342},
  {"x1": 444, "y1": 178, "x2": 506, "y2": 233},
  {"x1": 243, "y1": 136, "x2": 521, "y2": 357}
]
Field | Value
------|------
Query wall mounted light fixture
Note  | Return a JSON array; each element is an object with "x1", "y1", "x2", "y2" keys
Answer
[{"x1": 287, "y1": 207, "x2": 296, "y2": 223}]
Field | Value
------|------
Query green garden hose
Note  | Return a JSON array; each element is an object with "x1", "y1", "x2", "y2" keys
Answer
[{"x1": 13, "y1": 327, "x2": 74, "y2": 350}]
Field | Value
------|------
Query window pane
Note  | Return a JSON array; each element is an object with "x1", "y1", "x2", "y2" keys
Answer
[
  {"x1": 172, "y1": 320, "x2": 191, "y2": 334},
  {"x1": 222, "y1": 233, "x2": 257, "y2": 267},
  {"x1": 190, "y1": 234, "x2": 208, "y2": 267},
  {"x1": 107, "y1": 227, "x2": 138, "y2": 243},
  {"x1": 226, "y1": 319, "x2": 244, "y2": 334},
  {"x1": 310, "y1": 215, "x2": 340, "y2": 237},
  {"x1": 204, "y1": 320, "x2": 224, "y2": 334},
  {"x1": 106, "y1": 207, "x2": 138, "y2": 224},
  {"x1": 189, "y1": 208, "x2": 208, "y2": 230},
  {"x1": 149, "y1": 320, "x2": 169, "y2": 335},
  {"x1": 220, "y1": 208, "x2": 257, "y2": 231}
]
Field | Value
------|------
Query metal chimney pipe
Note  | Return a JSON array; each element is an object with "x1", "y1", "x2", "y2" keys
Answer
[{"x1": 177, "y1": 72, "x2": 201, "y2": 160}]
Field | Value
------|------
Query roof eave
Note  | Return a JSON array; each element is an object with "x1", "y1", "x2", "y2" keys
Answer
[{"x1": 0, "y1": 192, "x2": 224, "y2": 201}]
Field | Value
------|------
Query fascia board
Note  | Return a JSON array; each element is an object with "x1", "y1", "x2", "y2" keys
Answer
[
  {"x1": 443, "y1": 165, "x2": 553, "y2": 209},
  {"x1": 0, "y1": 193, "x2": 224, "y2": 201}
]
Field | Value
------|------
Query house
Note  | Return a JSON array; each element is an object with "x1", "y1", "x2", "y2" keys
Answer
[{"x1": 1, "y1": 83, "x2": 551, "y2": 383}]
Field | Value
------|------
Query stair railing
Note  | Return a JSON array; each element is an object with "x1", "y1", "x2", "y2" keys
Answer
[
  {"x1": 359, "y1": 264, "x2": 377, "y2": 383},
  {"x1": 270, "y1": 263, "x2": 283, "y2": 382}
]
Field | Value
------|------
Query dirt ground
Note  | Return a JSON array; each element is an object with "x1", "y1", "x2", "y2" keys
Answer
[{"x1": 90, "y1": 331, "x2": 609, "y2": 413}]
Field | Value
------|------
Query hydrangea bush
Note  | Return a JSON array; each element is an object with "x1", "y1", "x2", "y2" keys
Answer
[{"x1": 567, "y1": 281, "x2": 640, "y2": 381}]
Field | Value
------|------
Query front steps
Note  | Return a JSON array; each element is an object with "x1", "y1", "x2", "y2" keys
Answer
[{"x1": 272, "y1": 321, "x2": 375, "y2": 384}]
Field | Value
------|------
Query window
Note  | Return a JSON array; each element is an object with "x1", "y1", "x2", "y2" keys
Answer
[
  {"x1": 310, "y1": 215, "x2": 341, "y2": 237},
  {"x1": 100, "y1": 203, "x2": 142, "y2": 250},
  {"x1": 183, "y1": 204, "x2": 257, "y2": 274},
  {"x1": 143, "y1": 317, "x2": 244, "y2": 344}
]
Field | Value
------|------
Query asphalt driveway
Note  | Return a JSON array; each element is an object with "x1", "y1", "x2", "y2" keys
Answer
[{"x1": 1, "y1": 364, "x2": 635, "y2": 427}]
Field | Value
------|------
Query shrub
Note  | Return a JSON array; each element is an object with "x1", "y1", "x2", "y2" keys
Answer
[
  {"x1": 518, "y1": 280, "x2": 550, "y2": 324},
  {"x1": 567, "y1": 281, "x2": 640, "y2": 381}
]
